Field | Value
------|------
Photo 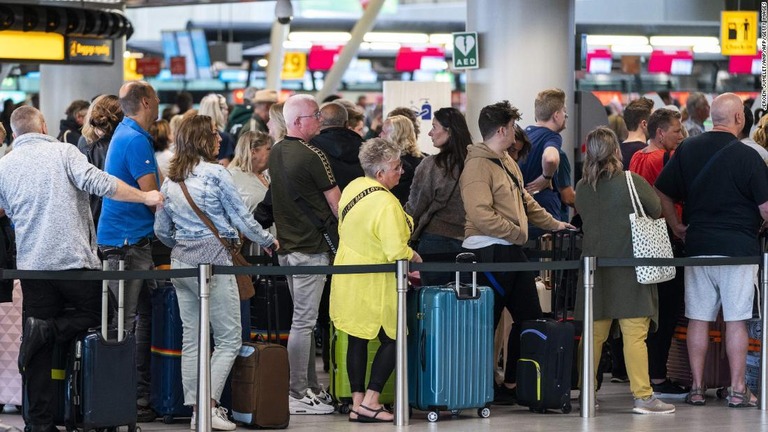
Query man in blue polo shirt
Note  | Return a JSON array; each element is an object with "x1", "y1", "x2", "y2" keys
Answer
[
  {"x1": 97, "y1": 80, "x2": 160, "y2": 423},
  {"x1": 520, "y1": 88, "x2": 568, "y2": 241}
]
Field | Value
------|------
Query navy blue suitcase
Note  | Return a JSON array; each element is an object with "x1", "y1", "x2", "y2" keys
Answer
[
  {"x1": 407, "y1": 253, "x2": 494, "y2": 422},
  {"x1": 65, "y1": 257, "x2": 138, "y2": 432},
  {"x1": 150, "y1": 283, "x2": 193, "y2": 424},
  {"x1": 517, "y1": 319, "x2": 574, "y2": 413}
]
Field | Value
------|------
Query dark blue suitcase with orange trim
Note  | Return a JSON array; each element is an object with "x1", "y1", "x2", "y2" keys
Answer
[{"x1": 150, "y1": 283, "x2": 193, "y2": 424}]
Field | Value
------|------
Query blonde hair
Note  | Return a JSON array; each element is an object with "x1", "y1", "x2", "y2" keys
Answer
[
  {"x1": 230, "y1": 130, "x2": 272, "y2": 173},
  {"x1": 534, "y1": 88, "x2": 566, "y2": 122},
  {"x1": 169, "y1": 114, "x2": 184, "y2": 142},
  {"x1": 385, "y1": 115, "x2": 422, "y2": 158},
  {"x1": 753, "y1": 113, "x2": 768, "y2": 148},
  {"x1": 269, "y1": 102, "x2": 286, "y2": 142},
  {"x1": 581, "y1": 127, "x2": 623, "y2": 190},
  {"x1": 198, "y1": 94, "x2": 227, "y2": 131}
]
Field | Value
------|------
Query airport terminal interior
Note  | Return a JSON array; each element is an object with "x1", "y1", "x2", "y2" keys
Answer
[{"x1": 2, "y1": 0, "x2": 768, "y2": 431}]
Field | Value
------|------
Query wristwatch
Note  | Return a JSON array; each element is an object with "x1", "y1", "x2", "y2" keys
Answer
[{"x1": 543, "y1": 174, "x2": 553, "y2": 180}]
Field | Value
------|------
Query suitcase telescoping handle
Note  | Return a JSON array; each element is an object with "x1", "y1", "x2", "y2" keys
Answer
[
  {"x1": 455, "y1": 252, "x2": 477, "y2": 298},
  {"x1": 101, "y1": 251, "x2": 125, "y2": 342}
]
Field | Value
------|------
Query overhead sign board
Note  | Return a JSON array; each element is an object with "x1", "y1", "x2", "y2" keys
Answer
[
  {"x1": 452, "y1": 32, "x2": 478, "y2": 69},
  {"x1": 170, "y1": 56, "x2": 187, "y2": 75},
  {"x1": 135, "y1": 57, "x2": 162, "y2": 77},
  {"x1": 721, "y1": 11, "x2": 758, "y2": 55},
  {"x1": 67, "y1": 37, "x2": 114, "y2": 64},
  {"x1": 282, "y1": 52, "x2": 307, "y2": 80},
  {"x1": 0, "y1": 31, "x2": 64, "y2": 62}
]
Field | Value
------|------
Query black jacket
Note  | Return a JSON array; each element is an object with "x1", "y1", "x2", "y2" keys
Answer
[
  {"x1": 57, "y1": 118, "x2": 81, "y2": 145},
  {"x1": 310, "y1": 127, "x2": 365, "y2": 191}
]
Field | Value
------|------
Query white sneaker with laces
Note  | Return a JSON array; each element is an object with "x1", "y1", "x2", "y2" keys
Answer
[
  {"x1": 307, "y1": 388, "x2": 334, "y2": 406},
  {"x1": 190, "y1": 406, "x2": 238, "y2": 431},
  {"x1": 633, "y1": 395, "x2": 675, "y2": 414},
  {"x1": 289, "y1": 393, "x2": 336, "y2": 415}
]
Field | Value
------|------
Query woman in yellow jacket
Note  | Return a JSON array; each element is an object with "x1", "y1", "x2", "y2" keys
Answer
[{"x1": 330, "y1": 137, "x2": 422, "y2": 423}]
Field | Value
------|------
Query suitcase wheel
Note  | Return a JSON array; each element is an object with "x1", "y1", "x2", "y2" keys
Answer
[
  {"x1": 338, "y1": 404, "x2": 351, "y2": 414},
  {"x1": 561, "y1": 401, "x2": 572, "y2": 414},
  {"x1": 716, "y1": 387, "x2": 728, "y2": 399},
  {"x1": 163, "y1": 415, "x2": 175, "y2": 424},
  {"x1": 477, "y1": 407, "x2": 491, "y2": 418},
  {"x1": 450, "y1": 410, "x2": 460, "y2": 417},
  {"x1": 427, "y1": 411, "x2": 439, "y2": 422}
]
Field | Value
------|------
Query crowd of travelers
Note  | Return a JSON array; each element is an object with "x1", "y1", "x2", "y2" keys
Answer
[{"x1": 2, "y1": 83, "x2": 767, "y2": 431}]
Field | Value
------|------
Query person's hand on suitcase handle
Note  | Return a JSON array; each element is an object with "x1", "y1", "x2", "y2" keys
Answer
[
  {"x1": 263, "y1": 240, "x2": 280, "y2": 257},
  {"x1": 556, "y1": 221, "x2": 576, "y2": 231}
]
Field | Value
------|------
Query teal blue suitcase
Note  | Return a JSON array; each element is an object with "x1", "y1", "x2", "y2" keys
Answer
[{"x1": 407, "y1": 254, "x2": 494, "y2": 422}]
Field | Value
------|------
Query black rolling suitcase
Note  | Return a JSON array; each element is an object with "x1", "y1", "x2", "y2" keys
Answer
[
  {"x1": 517, "y1": 319, "x2": 574, "y2": 413},
  {"x1": 65, "y1": 255, "x2": 138, "y2": 432}
]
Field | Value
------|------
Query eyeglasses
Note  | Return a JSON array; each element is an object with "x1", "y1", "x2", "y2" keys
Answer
[{"x1": 297, "y1": 111, "x2": 321, "y2": 121}]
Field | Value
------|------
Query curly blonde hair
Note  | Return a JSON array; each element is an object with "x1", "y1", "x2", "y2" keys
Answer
[{"x1": 384, "y1": 115, "x2": 422, "y2": 158}]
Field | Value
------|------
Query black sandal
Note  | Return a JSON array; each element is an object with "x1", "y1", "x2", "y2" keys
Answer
[{"x1": 356, "y1": 404, "x2": 392, "y2": 423}]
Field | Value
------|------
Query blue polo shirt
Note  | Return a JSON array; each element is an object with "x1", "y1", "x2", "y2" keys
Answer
[
  {"x1": 97, "y1": 117, "x2": 159, "y2": 246},
  {"x1": 520, "y1": 125, "x2": 563, "y2": 220}
]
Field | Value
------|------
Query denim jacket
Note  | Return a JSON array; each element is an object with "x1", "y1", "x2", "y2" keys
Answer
[{"x1": 154, "y1": 161, "x2": 275, "y2": 249}]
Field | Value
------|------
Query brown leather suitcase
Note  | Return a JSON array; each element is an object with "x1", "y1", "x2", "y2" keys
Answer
[{"x1": 231, "y1": 341, "x2": 289, "y2": 428}]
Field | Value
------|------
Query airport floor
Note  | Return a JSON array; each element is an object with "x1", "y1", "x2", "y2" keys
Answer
[{"x1": 4, "y1": 361, "x2": 768, "y2": 432}]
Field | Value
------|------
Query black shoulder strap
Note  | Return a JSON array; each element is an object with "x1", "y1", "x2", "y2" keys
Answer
[
  {"x1": 489, "y1": 157, "x2": 528, "y2": 214},
  {"x1": 340, "y1": 186, "x2": 386, "y2": 221},
  {"x1": 663, "y1": 151, "x2": 670, "y2": 166}
]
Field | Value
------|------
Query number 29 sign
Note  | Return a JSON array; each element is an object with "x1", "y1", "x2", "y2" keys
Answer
[{"x1": 281, "y1": 52, "x2": 307, "y2": 80}]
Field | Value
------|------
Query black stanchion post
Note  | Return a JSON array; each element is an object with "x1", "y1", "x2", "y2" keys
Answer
[
  {"x1": 581, "y1": 256, "x2": 596, "y2": 418},
  {"x1": 394, "y1": 259, "x2": 409, "y2": 426},
  {"x1": 197, "y1": 263, "x2": 212, "y2": 432}
]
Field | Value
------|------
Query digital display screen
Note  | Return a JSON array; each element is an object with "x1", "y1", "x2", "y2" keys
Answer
[
  {"x1": 175, "y1": 31, "x2": 198, "y2": 80},
  {"x1": 190, "y1": 29, "x2": 212, "y2": 79}
]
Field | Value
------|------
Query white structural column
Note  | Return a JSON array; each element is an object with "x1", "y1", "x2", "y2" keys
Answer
[
  {"x1": 315, "y1": 0, "x2": 386, "y2": 102},
  {"x1": 39, "y1": 40, "x2": 125, "y2": 134},
  {"x1": 266, "y1": 20, "x2": 290, "y2": 93},
  {"x1": 465, "y1": 0, "x2": 575, "y2": 156}
]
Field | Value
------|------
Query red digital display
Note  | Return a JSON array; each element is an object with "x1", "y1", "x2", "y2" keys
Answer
[
  {"x1": 729, "y1": 52, "x2": 762, "y2": 75},
  {"x1": 647, "y1": 50, "x2": 693, "y2": 75},
  {"x1": 395, "y1": 46, "x2": 444, "y2": 72},
  {"x1": 308, "y1": 45, "x2": 342, "y2": 71}
]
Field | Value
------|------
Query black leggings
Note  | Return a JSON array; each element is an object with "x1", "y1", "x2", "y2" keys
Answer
[{"x1": 347, "y1": 328, "x2": 395, "y2": 393}]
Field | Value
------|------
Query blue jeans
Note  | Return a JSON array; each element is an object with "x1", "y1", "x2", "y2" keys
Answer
[
  {"x1": 171, "y1": 259, "x2": 242, "y2": 405},
  {"x1": 279, "y1": 252, "x2": 329, "y2": 398},
  {"x1": 416, "y1": 232, "x2": 464, "y2": 286}
]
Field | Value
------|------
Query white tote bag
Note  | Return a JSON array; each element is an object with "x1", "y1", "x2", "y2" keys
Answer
[{"x1": 625, "y1": 171, "x2": 676, "y2": 284}]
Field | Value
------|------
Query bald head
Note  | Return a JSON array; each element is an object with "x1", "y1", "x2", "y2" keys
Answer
[
  {"x1": 710, "y1": 93, "x2": 744, "y2": 135},
  {"x1": 10, "y1": 106, "x2": 46, "y2": 137},
  {"x1": 284, "y1": 95, "x2": 320, "y2": 140},
  {"x1": 320, "y1": 102, "x2": 348, "y2": 129}
]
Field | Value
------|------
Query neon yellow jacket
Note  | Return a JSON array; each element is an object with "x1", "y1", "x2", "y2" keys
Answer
[{"x1": 330, "y1": 176, "x2": 414, "y2": 340}]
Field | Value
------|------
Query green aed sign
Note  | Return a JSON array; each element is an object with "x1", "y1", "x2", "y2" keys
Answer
[{"x1": 452, "y1": 31, "x2": 479, "y2": 69}]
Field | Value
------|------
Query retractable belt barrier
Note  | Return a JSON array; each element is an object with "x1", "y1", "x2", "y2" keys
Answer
[{"x1": 4, "y1": 254, "x2": 768, "y2": 425}]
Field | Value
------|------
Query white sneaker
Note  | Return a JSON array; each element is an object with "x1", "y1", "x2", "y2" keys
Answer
[
  {"x1": 190, "y1": 407, "x2": 237, "y2": 431},
  {"x1": 289, "y1": 393, "x2": 336, "y2": 415},
  {"x1": 307, "y1": 387, "x2": 334, "y2": 406},
  {"x1": 633, "y1": 395, "x2": 675, "y2": 414}
]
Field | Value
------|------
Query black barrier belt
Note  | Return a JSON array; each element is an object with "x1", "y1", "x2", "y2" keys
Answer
[
  {"x1": 0, "y1": 256, "x2": 762, "y2": 281},
  {"x1": 410, "y1": 261, "x2": 581, "y2": 272},
  {"x1": 599, "y1": 256, "x2": 760, "y2": 267},
  {"x1": 1, "y1": 268, "x2": 198, "y2": 281},
  {"x1": 216, "y1": 263, "x2": 394, "y2": 276}
]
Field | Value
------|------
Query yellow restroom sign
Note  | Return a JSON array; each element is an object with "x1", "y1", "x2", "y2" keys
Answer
[{"x1": 721, "y1": 11, "x2": 758, "y2": 55}]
